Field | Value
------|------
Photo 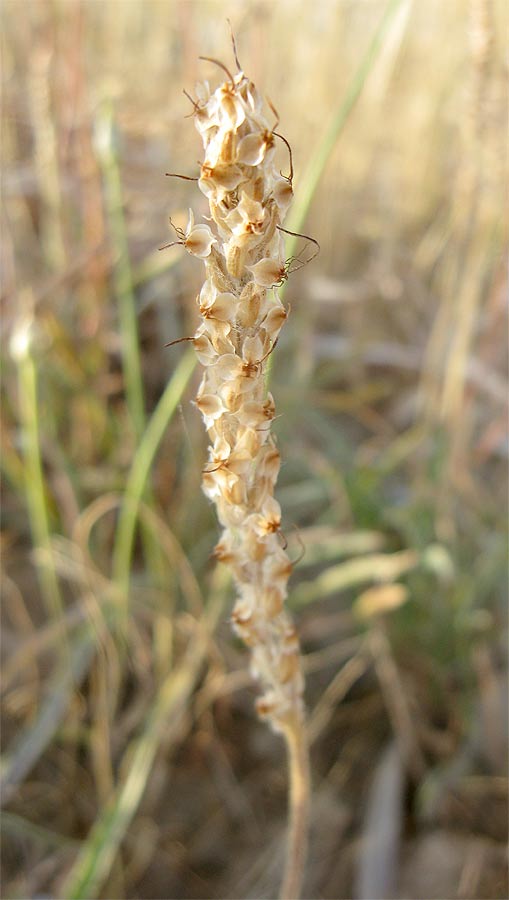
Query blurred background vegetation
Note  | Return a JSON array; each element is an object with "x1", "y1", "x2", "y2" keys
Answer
[{"x1": 1, "y1": 1, "x2": 507, "y2": 898}]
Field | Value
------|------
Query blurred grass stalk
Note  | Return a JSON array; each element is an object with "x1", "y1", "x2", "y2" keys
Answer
[
  {"x1": 421, "y1": 0, "x2": 500, "y2": 503},
  {"x1": 0, "y1": 629, "x2": 94, "y2": 807},
  {"x1": 29, "y1": 46, "x2": 66, "y2": 271},
  {"x1": 438, "y1": 0, "x2": 500, "y2": 465},
  {"x1": 94, "y1": 101, "x2": 146, "y2": 439},
  {"x1": 112, "y1": 348, "x2": 197, "y2": 595},
  {"x1": 285, "y1": 0, "x2": 408, "y2": 251},
  {"x1": 275, "y1": 0, "x2": 408, "y2": 384},
  {"x1": 10, "y1": 309, "x2": 64, "y2": 625},
  {"x1": 94, "y1": 101, "x2": 169, "y2": 607},
  {"x1": 60, "y1": 572, "x2": 227, "y2": 900}
]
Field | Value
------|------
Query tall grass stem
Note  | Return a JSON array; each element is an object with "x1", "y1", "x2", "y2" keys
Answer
[
  {"x1": 112, "y1": 349, "x2": 196, "y2": 598},
  {"x1": 285, "y1": 0, "x2": 406, "y2": 252},
  {"x1": 13, "y1": 319, "x2": 65, "y2": 624},
  {"x1": 95, "y1": 101, "x2": 167, "y2": 597},
  {"x1": 280, "y1": 717, "x2": 311, "y2": 900}
]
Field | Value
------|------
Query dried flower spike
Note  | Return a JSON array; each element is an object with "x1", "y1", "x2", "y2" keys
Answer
[{"x1": 166, "y1": 52, "x2": 313, "y2": 900}]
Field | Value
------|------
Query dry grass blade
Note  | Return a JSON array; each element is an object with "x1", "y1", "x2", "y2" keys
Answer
[
  {"x1": 369, "y1": 624, "x2": 426, "y2": 779},
  {"x1": 355, "y1": 741, "x2": 405, "y2": 900},
  {"x1": 60, "y1": 588, "x2": 225, "y2": 900},
  {"x1": 285, "y1": 0, "x2": 407, "y2": 251},
  {"x1": 0, "y1": 633, "x2": 95, "y2": 807},
  {"x1": 292, "y1": 549, "x2": 419, "y2": 607},
  {"x1": 307, "y1": 649, "x2": 369, "y2": 744}
]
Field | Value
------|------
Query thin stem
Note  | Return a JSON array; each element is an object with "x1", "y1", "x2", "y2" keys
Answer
[
  {"x1": 95, "y1": 100, "x2": 167, "y2": 600},
  {"x1": 95, "y1": 100, "x2": 146, "y2": 439},
  {"x1": 274, "y1": 0, "x2": 406, "y2": 388},
  {"x1": 280, "y1": 716, "x2": 311, "y2": 900},
  {"x1": 14, "y1": 322, "x2": 64, "y2": 624},
  {"x1": 60, "y1": 582, "x2": 226, "y2": 900},
  {"x1": 112, "y1": 349, "x2": 196, "y2": 599},
  {"x1": 285, "y1": 0, "x2": 406, "y2": 254}
]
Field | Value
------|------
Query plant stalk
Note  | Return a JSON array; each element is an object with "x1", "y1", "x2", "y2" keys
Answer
[{"x1": 280, "y1": 717, "x2": 311, "y2": 900}]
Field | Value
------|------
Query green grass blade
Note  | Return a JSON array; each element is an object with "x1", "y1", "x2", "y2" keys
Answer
[
  {"x1": 95, "y1": 101, "x2": 146, "y2": 439},
  {"x1": 285, "y1": 0, "x2": 407, "y2": 254},
  {"x1": 112, "y1": 349, "x2": 196, "y2": 596},
  {"x1": 11, "y1": 318, "x2": 64, "y2": 621},
  {"x1": 96, "y1": 102, "x2": 180, "y2": 599}
]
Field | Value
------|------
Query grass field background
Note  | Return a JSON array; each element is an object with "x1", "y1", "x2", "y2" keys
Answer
[{"x1": 1, "y1": 1, "x2": 507, "y2": 898}]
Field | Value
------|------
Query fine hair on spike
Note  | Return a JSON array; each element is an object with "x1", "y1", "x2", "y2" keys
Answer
[
  {"x1": 273, "y1": 131, "x2": 294, "y2": 184},
  {"x1": 169, "y1": 217, "x2": 186, "y2": 238},
  {"x1": 166, "y1": 172, "x2": 199, "y2": 181},
  {"x1": 227, "y1": 19, "x2": 242, "y2": 71},
  {"x1": 258, "y1": 96, "x2": 294, "y2": 184},
  {"x1": 164, "y1": 336, "x2": 195, "y2": 348},
  {"x1": 266, "y1": 96, "x2": 280, "y2": 132},
  {"x1": 198, "y1": 55, "x2": 235, "y2": 85},
  {"x1": 203, "y1": 459, "x2": 229, "y2": 474},
  {"x1": 277, "y1": 225, "x2": 320, "y2": 270},
  {"x1": 182, "y1": 89, "x2": 204, "y2": 118},
  {"x1": 158, "y1": 239, "x2": 181, "y2": 251},
  {"x1": 158, "y1": 218, "x2": 186, "y2": 250},
  {"x1": 290, "y1": 526, "x2": 306, "y2": 566},
  {"x1": 278, "y1": 529, "x2": 289, "y2": 551},
  {"x1": 257, "y1": 336, "x2": 279, "y2": 365}
]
